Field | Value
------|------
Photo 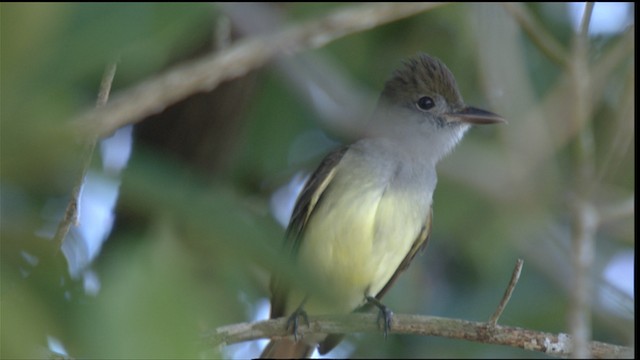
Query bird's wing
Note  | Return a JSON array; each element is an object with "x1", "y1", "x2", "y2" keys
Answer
[{"x1": 269, "y1": 146, "x2": 350, "y2": 318}]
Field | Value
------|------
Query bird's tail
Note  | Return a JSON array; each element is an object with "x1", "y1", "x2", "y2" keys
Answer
[{"x1": 260, "y1": 339, "x2": 314, "y2": 359}]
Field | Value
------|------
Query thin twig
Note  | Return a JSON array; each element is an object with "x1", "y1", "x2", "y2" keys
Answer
[
  {"x1": 577, "y1": 3, "x2": 595, "y2": 40},
  {"x1": 96, "y1": 61, "x2": 118, "y2": 107},
  {"x1": 592, "y1": 38, "x2": 635, "y2": 189},
  {"x1": 207, "y1": 313, "x2": 633, "y2": 359},
  {"x1": 53, "y1": 61, "x2": 118, "y2": 249},
  {"x1": 500, "y1": 3, "x2": 569, "y2": 68},
  {"x1": 72, "y1": 3, "x2": 444, "y2": 139},
  {"x1": 489, "y1": 259, "x2": 524, "y2": 326}
]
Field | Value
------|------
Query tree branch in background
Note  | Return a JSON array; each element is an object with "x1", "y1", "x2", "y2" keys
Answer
[
  {"x1": 54, "y1": 61, "x2": 118, "y2": 249},
  {"x1": 569, "y1": 3, "x2": 596, "y2": 359},
  {"x1": 72, "y1": 3, "x2": 444, "y2": 139},
  {"x1": 208, "y1": 313, "x2": 633, "y2": 359},
  {"x1": 501, "y1": 3, "x2": 569, "y2": 68}
]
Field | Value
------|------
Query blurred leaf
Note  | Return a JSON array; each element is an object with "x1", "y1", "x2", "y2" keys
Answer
[
  {"x1": 76, "y1": 222, "x2": 213, "y2": 358},
  {"x1": 1, "y1": 269, "x2": 57, "y2": 359}
]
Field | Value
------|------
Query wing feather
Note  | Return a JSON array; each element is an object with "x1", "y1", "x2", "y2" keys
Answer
[{"x1": 269, "y1": 146, "x2": 349, "y2": 318}]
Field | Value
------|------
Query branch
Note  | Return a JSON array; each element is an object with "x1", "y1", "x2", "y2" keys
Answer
[
  {"x1": 489, "y1": 258, "x2": 524, "y2": 325},
  {"x1": 569, "y1": 3, "x2": 596, "y2": 358},
  {"x1": 54, "y1": 61, "x2": 118, "y2": 249},
  {"x1": 72, "y1": 2, "x2": 445, "y2": 139},
  {"x1": 207, "y1": 314, "x2": 633, "y2": 359},
  {"x1": 501, "y1": 3, "x2": 569, "y2": 68}
]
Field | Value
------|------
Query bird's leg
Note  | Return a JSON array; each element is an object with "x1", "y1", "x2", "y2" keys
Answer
[
  {"x1": 365, "y1": 295, "x2": 394, "y2": 339},
  {"x1": 286, "y1": 296, "x2": 310, "y2": 342}
]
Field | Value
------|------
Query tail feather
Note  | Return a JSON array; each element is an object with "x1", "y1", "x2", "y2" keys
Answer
[{"x1": 260, "y1": 339, "x2": 314, "y2": 359}]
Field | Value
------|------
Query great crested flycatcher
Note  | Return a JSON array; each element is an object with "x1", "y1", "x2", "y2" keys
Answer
[{"x1": 261, "y1": 53, "x2": 505, "y2": 358}]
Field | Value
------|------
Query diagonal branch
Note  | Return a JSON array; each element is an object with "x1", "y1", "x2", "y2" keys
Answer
[
  {"x1": 489, "y1": 258, "x2": 524, "y2": 325},
  {"x1": 501, "y1": 3, "x2": 569, "y2": 67},
  {"x1": 72, "y1": 3, "x2": 445, "y2": 139},
  {"x1": 54, "y1": 61, "x2": 118, "y2": 249}
]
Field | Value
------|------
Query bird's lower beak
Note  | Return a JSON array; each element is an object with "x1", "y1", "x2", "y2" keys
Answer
[{"x1": 446, "y1": 106, "x2": 506, "y2": 125}]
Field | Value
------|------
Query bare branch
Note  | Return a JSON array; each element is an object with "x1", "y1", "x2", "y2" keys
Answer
[
  {"x1": 207, "y1": 314, "x2": 633, "y2": 359},
  {"x1": 501, "y1": 3, "x2": 569, "y2": 67},
  {"x1": 489, "y1": 259, "x2": 524, "y2": 326},
  {"x1": 72, "y1": 3, "x2": 445, "y2": 139},
  {"x1": 96, "y1": 61, "x2": 119, "y2": 107},
  {"x1": 54, "y1": 61, "x2": 118, "y2": 249},
  {"x1": 569, "y1": 3, "x2": 596, "y2": 358}
]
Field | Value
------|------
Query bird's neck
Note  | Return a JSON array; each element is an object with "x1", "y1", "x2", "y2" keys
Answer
[{"x1": 365, "y1": 124, "x2": 469, "y2": 169}]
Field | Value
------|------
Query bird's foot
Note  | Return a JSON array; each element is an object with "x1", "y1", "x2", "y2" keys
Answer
[
  {"x1": 365, "y1": 296, "x2": 393, "y2": 339},
  {"x1": 286, "y1": 306, "x2": 310, "y2": 342}
]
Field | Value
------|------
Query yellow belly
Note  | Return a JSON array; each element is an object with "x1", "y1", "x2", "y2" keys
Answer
[{"x1": 288, "y1": 162, "x2": 429, "y2": 316}]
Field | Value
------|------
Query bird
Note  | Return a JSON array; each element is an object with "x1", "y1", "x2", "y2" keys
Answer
[{"x1": 261, "y1": 53, "x2": 505, "y2": 358}]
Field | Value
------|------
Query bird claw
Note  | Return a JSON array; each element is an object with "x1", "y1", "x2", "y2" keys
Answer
[
  {"x1": 286, "y1": 307, "x2": 310, "y2": 341},
  {"x1": 377, "y1": 306, "x2": 394, "y2": 339},
  {"x1": 366, "y1": 296, "x2": 393, "y2": 339}
]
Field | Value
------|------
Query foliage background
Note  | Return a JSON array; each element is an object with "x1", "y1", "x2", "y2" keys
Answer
[{"x1": 1, "y1": 3, "x2": 634, "y2": 358}]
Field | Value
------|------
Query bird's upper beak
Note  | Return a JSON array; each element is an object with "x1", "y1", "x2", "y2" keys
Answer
[{"x1": 446, "y1": 106, "x2": 506, "y2": 125}]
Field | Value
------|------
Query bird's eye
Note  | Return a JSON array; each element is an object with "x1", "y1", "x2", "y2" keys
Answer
[{"x1": 416, "y1": 96, "x2": 435, "y2": 111}]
